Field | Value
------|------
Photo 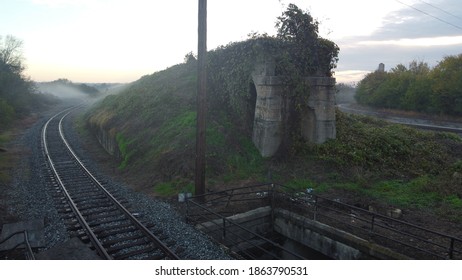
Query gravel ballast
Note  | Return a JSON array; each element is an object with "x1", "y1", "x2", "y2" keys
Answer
[{"x1": 6, "y1": 103, "x2": 232, "y2": 260}]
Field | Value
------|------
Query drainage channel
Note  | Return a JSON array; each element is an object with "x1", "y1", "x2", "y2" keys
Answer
[
  {"x1": 184, "y1": 183, "x2": 326, "y2": 260},
  {"x1": 185, "y1": 183, "x2": 462, "y2": 260}
]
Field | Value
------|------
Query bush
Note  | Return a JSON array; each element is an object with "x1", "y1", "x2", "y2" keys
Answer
[
  {"x1": 317, "y1": 110, "x2": 457, "y2": 177},
  {"x1": 0, "y1": 98, "x2": 14, "y2": 129}
]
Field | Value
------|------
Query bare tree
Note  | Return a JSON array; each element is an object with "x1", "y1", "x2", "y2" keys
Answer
[{"x1": 0, "y1": 35, "x2": 25, "y2": 74}]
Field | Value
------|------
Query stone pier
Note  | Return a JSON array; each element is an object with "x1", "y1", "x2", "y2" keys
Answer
[{"x1": 251, "y1": 62, "x2": 336, "y2": 157}]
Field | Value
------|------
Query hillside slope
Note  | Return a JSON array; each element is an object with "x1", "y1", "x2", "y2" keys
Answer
[
  {"x1": 86, "y1": 61, "x2": 263, "y2": 195},
  {"x1": 84, "y1": 59, "x2": 462, "y2": 234}
]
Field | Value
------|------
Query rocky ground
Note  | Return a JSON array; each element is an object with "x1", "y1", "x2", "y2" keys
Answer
[
  {"x1": 0, "y1": 105, "x2": 231, "y2": 260},
  {"x1": 78, "y1": 103, "x2": 462, "y2": 243},
  {"x1": 2, "y1": 103, "x2": 462, "y2": 260},
  {"x1": 0, "y1": 109, "x2": 69, "y2": 255}
]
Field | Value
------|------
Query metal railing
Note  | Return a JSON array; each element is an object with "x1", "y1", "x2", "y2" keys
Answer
[
  {"x1": 186, "y1": 184, "x2": 305, "y2": 259},
  {"x1": 0, "y1": 230, "x2": 35, "y2": 260},
  {"x1": 186, "y1": 183, "x2": 462, "y2": 260}
]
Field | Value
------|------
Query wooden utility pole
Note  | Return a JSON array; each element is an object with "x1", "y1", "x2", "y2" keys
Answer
[{"x1": 195, "y1": 0, "x2": 207, "y2": 197}]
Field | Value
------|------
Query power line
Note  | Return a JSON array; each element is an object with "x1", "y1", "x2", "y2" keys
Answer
[
  {"x1": 416, "y1": 0, "x2": 462, "y2": 21},
  {"x1": 394, "y1": 0, "x2": 462, "y2": 31}
]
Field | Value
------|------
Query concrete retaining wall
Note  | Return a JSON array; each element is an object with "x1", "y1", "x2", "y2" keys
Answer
[
  {"x1": 196, "y1": 206, "x2": 408, "y2": 259},
  {"x1": 274, "y1": 209, "x2": 409, "y2": 260},
  {"x1": 87, "y1": 123, "x2": 121, "y2": 159},
  {"x1": 196, "y1": 206, "x2": 272, "y2": 250}
]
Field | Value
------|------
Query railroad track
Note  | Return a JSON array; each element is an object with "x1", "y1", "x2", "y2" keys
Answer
[{"x1": 41, "y1": 107, "x2": 180, "y2": 260}]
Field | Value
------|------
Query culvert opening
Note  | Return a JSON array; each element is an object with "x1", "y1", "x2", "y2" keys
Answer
[
  {"x1": 184, "y1": 184, "x2": 331, "y2": 260},
  {"x1": 185, "y1": 183, "x2": 458, "y2": 260},
  {"x1": 235, "y1": 232, "x2": 332, "y2": 260}
]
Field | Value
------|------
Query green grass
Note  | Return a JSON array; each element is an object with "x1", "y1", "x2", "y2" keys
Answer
[
  {"x1": 368, "y1": 177, "x2": 439, "y2": 208},
  {"x1": 86, "y1": 60, "x2": 266, "y2": 193},
  {"x1": 85, "y1": 60, "x2": 462, "y2": 225},
  {"x1": 220, "y1": 134, "x2": 264, "y2": 183},
  {"x1": 306, "y1": 174, "x2": 462, "y2": 217},
  {"x1": 317, "y1": 111, "x2": 459, "y2": 177},
  {"x1": 0, "y1": 131, "x2": 11, "y2": 144},
  {"x1": 116, "y1": 132, "x2": 137, "y2": 169},
  {"x1": 154, "y1": 180, "x2": 194, "y2": 196},
  {"x1": 272, "y1": 111, "x2": 462, "y2": 219},
  {"x1": 285, "y1": 178, "x2": 317, "y2": 192},
  {"x1": 150, "y1": 111, "x2": 196, "y2": 152},
  {"x1": 0, "y1": 131, "x2": 13, "y2": 183}
]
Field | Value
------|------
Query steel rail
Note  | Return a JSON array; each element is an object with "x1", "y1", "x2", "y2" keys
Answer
[
  {"x1": 42, "y1": 107, "x2": 180, "y2": 259},
  {"x1": 56, "y1": 109, "x2": 179, "y2": 260},
  {"x1": 0, "y1": 230, "x2": 35, "y2": 260},
  {"x1": 42, "y1": 107, "x2": 112, "y2": 259}
]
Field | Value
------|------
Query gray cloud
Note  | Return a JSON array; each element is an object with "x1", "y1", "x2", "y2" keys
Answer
[
  {"x1": 336, "y1": 0, "x2": 462, "y2": 80},
  {"x1": 338, "y1": 43, "x2": 461, "y2": 71},
  {"x1": 374, "y1": 0, "x2": 462, "y2": 39}
]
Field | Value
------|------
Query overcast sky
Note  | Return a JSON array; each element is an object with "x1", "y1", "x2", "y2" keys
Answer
[{"x1": 1, "y1": 0, "x2": 461, "y2": 84}]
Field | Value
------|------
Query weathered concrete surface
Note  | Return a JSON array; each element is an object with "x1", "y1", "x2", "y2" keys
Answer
[
  {"x1": 91, "y1": 125, "x2": 121, "y2": 158},
  {"x1": 274, "y1": 209, "x2": 409, "y2": 260},
  {"x1": 196, "y1": 206, "x2": 272, "y2": 247},
  {"x1": 251, "y1": 62, "x2": 336, "y2": 157},
  {"x1": 251, "y1": 75, "x2": 285, "y2": 157},
  {"x1": 195, "y1": 205, "x2": 407, "y2": 259},
  {"x1": 0, "y1": 219, "x2": 44, "y2": 251},
  {"x1": 36, "y1": 237, "x2": 102, "y2": 260},
  {"x1": 302, "y1": 77, "x2": 336, "y2": 143}
]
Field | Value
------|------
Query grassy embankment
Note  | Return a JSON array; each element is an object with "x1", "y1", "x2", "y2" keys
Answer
[
  {"x1": 0, "y1": 131, "x2": 13, "y2": 184},
  {"x1": 85, "y1": 61, "x2": 462, "y2": 221},
  {"x1": 86, "y1": 62, "x2": 263, "y2": 196},
  {"x1": 301, "y1": 112, "x2": 462, "y2": 221}
]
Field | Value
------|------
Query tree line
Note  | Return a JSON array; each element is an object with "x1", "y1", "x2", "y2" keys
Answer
[
  {"x1": 355, "y1": 54, "x2": 462, "y2": 116},
  {"x1": 0, "y1": 35, "x2": 57, "y2": 130},
  {"x1": 0, "y1": 35, "x2": 56, "y2": 129}
]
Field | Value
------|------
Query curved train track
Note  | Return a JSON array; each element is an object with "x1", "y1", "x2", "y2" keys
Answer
[{"x1": 41, "y1": 107, "x2": 180, "y2": 260}]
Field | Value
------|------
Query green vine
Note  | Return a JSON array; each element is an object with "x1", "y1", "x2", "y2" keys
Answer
[{"x1": 205, "y1": 3, "x2": 339, "y2": 145}]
